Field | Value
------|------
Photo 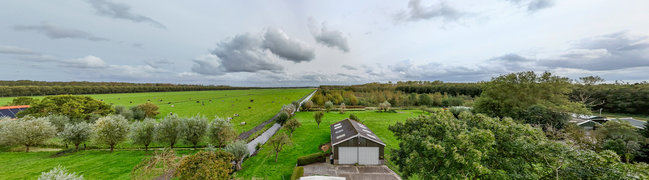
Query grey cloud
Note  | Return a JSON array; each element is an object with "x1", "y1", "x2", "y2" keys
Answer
[
  {"x1": 507, "y1": 0, "x2": 554, "y2": 12},
  {"x1": 308, "y1": 18, "x2": 350, "y2": 52},
  {"x1": 191, "y1": 54, "x2": 226, "y2": 75},
  {"x1": 489, "y1": 53, "x2": 532, "y2": 62},
  {"x1": 387, "y1": 60, "x2": 504, "y2": 81},
  {"x1": 61, "y1": 55, "x2": 108, "y2": 68},
  {"x1": 145, "y1": 59, "x2": 173, "y2": 68},
  {"x1": 396, "y1": 0, "x2": 465, "y2": 22},
  {"x1": 14, "y1": 24, "x2": 108, "y2": 41},
  {"x1": 85, "y1": 0, "x2": 166, "y2": 29},
  {"x1": 0, "y1": 45, "x2": 39, "y2": 55},
  {"x1": 262, "y1": 28, "x2": 315, "y2": 62},
  {"x1": 211, "y1": 33, "x2": 282, "y2": 73},
  {"x1": 538, "y1": 31, "x2": 649, "y2": 70},
  {"x1": 341, "y1": 65, "x2": 357, "y2": 70}
]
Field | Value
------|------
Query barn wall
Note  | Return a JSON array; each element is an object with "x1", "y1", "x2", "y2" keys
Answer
[{"x1": 333, "y1": 136, "x2": 384, "y2": 160}]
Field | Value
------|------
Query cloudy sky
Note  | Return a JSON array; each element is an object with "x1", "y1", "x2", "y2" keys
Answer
[{"x1": 1, "y1": 0, "x2": 648, "y2": 86}]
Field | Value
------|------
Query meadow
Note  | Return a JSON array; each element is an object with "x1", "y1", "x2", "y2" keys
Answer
[
  {"x1": 234, "y1": 109, "x2": 427, "y2": 179},
  {"x1": 0, "y1": 88, "x2": 314, "y2": 133}
]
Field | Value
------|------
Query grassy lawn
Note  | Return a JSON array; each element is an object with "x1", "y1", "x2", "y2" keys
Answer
[
  {"x1": 0, "y1": 88, "x2": 313, "y2": 133},
  {"x1": 234, "y1": 110, "x2": 427, "y2": 179},
  {"x1": 0, "y1": 149, "x2": 196, "y2": 180}
]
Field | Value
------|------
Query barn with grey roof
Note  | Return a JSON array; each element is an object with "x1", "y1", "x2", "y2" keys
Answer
[{"x1": 330, "y1": 119, "x2": 385, "y2": 165}]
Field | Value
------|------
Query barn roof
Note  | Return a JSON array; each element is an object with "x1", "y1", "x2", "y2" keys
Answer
[
  {"x1": 0, "y1": 105, "x2": 30, "y2": 118},
  {"x1": 330, "y1": 119, "x2": 385, "y2": 146}
]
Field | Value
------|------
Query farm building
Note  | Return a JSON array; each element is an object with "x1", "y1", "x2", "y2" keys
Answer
[
  {"x1": 0, "y1": 105, "x2": 30, "y2": 119},
  {"x1": 330, "y1": 119, "x2": 385, "y2": 165}
]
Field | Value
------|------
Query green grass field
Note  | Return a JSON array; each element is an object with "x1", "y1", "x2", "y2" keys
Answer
[
  {"x1": 0, "y1": 150, "x2": 197, "y2": 180},
  {"x1": 0, "y1": 88, "x2": 313, "y2": 133},
  {"x1": 234, "y1": 110, "x2": 427, "y2": 179}
]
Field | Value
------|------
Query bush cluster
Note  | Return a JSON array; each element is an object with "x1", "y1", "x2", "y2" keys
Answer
[{"x1": 297, "y1": 152, "x2": 329, "y2": 166}]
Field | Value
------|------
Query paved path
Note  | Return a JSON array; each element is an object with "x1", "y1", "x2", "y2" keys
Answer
[
  {"x1": 303, "y1": 163, "x2": 401, "y2": 180},
  {"x1": 246, "y1": 123, "x2": 281, "y2": 156}
]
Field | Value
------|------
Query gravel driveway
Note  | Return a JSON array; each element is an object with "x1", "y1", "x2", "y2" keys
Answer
[{"x1": 303, "y1": 163, "x2": 401, "y2": 180}]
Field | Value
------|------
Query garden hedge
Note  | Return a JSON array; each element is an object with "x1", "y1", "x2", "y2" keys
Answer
[
  {"x1": 290, "y1": 166, "x2": 304, "y2": 180},
  {"x1": 297, "y1": 152, "x2": 329, "y2": 166}
]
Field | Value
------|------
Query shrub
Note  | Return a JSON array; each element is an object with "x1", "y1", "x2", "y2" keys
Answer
[
  {"x1": 130, "y1": 106, "x2": 146, "y2": 121},
  {"x1": 379, "y1": 101, "x2": 391, "y2": 112},
  {"x1": 302, "y1": 100, "x2": 313, "y2": 111},
  {"x1": 442, "y1": 96, "x2": 464, "y2": 107},
  {"x1": 0, "y1": 116, "x2": 56, "y2": 152},
  {"x1": 6, "y1": 97, "x2": 39, "y2": 106},
  {"x1": 349, "y1": 114, "x2": 359, "y2": 121},
  {"x1": 114, "y1": 105, "x2": 134, "y2": 120},
  {"x1": 225, "y1": 140, "x2": 249, "y2": 171},
  {"x1": 282, "y1": 104, "x2": 296, "y2": 115},
  {"x1": 137, "y1": 102, "x2": 160, "y2": 118},
  {"x1": 175, "y1": 151, "x2": 235, "y2": 180},
  {"x1": 448, "y1": 106, "x2": 472, "y2": 118},
  {"x1": 276, "y1": 111, "x2": 290, "y2": 125},
  {"x1": 207, "y1": 117, "x2": 236, "y2": 147},
  {"x1": 59, "y1": 122, "x2": 92, "y2": 151},
  {"x1": 93, "y1": 115, "x2": 129, "y2": 152},
  {"x1": 324, "y1": 101, "x2": 334, "y2": 112},
  {"x1": 130, "y1": 118, "x2": 156, "y2": 151},
  {"x1": 155, "y1": 114, "x2": 185, "y2": 149},
  {"x1": 38, "y1": 165, "x2": 83, "y2": 180},
  {"x1": 181, "y1": 115, "x2": 208, "y2": 149},
  {"x1": 290, "y1": 166, "x2": 304, "y2": 180},
  {"x1": 297, "y1": 152, "x2": 328, "y2": 166}
]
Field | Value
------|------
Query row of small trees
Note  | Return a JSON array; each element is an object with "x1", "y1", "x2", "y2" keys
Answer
[{"x1": 0, "y1": 114, "x2": 239, "y2": 153}]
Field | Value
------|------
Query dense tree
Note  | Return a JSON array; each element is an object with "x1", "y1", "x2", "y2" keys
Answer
[
  {"x1": 182, "y1": 115, "x2": 208, "y2": 150},
  {"x1": 93, "y1": 115, "x2": 129, "y2": 152},
  {"x1": 225, "y1": 140, "x2": 249, "y2": 171},
  {"x1": 283, "y1": 118, "x2": 301, "y2": 137},
  {"x1": 572, "y1": 76, "x2": 606, "y2": 110},
  {"x1": 474, "y1": 71, "x2": 587, "y2": 120},
  {"x1": 269, "y1": 133, "x2": 291, "y2": 162},
  {"x1": 0, "y1": 117, "x2": 56, "y2": 152},
  {"x1": 60, "y1": 122, "x2": 92, "y2": 151},
  {"x1": 137, "y1": 102, "x2": 159, "y2": 118},
  {"x1": 207, "y1": 117, "x2": 236, "y2": 147},
  {"x1": 46, "y1": 114, "x2": 70, "y2": 133},
  {"x1": 521, "y1": 104, "x2": 570, "y2": 130},
  {"x1": 155, "y1": 114, "x2": 185, "y2": 149},
  {"x1": 594, "y1": 120, "x2": 646, "y2": 162},
  {"x1": 17, "y1": 95, "x2": 114, "y2": 122},
  {"x1": 324, "y1": 101, "x2": 333, "y2": 112},
  {"x1": 301, "y1": 100, "x2": 313, "y2": 111},
  {"x1": 418, "y1": 94, "x2": 432, "y2": 106},
  {"x1": 314, "y1": 111, "x2": 324, "y2": 128},
  {"x1": 130, "y1": 118, "x2": 156, "y2": 151},
  {"x1": 276, "y1": 111, "x2": 290, "y2": 125},
  {"x1": 175, "y1": 151, "x2": 235, "y2": 180}
]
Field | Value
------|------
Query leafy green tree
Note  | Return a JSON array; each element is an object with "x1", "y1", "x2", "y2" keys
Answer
[
  {"x1": 93, "y1": 115, "x2": 129, "y2": 152},
  {"x1": 283, "y1": 118, "x2": 301, "y2": 137},
  {"x1": 130, "y1": 118, "x2": 156, "y2": 151},
  {"x1": 324, "y1": 101, "x2": 333, "y2": 112},
  {"x1": 594, "y1": 120, "x2": 646, "y2": 162},
  {"x1": 0, "y1": 117, "x2": 56, "y2": 152},
  {"x1": 301, "y1": 100, "x2": 313, "y2": 111},
  {"x1": 6, "y1": 97, "x2": 39, "y2": 106},
  {"x1": 432, "y1": 92, "x2": 443, "y2": 106},
  {"x1": 137, "y1": 102, "x2": 159, "y2": 118},
  {"x1": 314, "y1": 111, "x2": 324, "y2": 128},
  {"x1": 572, "y1": 76, "x2": 606, "y2": 109},
  {"x1": 60, "y1": 122, "x2": 92, "y2": 151},
  {"x1": 276, "y1": 111, "x2": 290, "y2": 125},
  {"x1": 269, "y1": 133, "x2": 292, "y2": 162},
  {"x1": 114, "y1": 105, "x2": 134, "y2": 120},
  {"x1": 17, "y1": 95, "x2": 114, "y2": 122},
  {"x1": 155, "y1": 114, "x2": 185, "y2": 149},
  {"x1": 225, "y1": 140, "x2": 249, "y2": 171},
  {"x1": 474, "y1": 71, "x2": 587, "y2": 119},
  {"x1": 207, "y1": 117, "x2": 236, "y2": 147},
  {"x1": 182, "y1": 115, "x2": 208, "y2": 150},
  {"x1": 418, "y1": 94, "x2": 432, "y2": 106},
  {"x1": 521, "y1": 104, "x2": 570, "y2": 130},
  {"x1": 175, "y1": 151, "x2": 235, "y2": 180},
  {"x1": 46, "y1": 114, "x2": 70, "y2": 133}
]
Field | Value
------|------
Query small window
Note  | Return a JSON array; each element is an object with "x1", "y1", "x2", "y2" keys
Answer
[
  {"x1": 366, "y1": 134, "x2": 377, "y2": 139},
  {"x1": 334, "y1": 126, "x2": 341, "y2": 130},
  {"x1": 362, "y1": 129, "x2": 371, "y2": 133},
  {"x1": 335, "y1": 130, "x2": 343, "y2": 134},
  {"x1": 336, "y1": 134, "x2": 346, "y2": 139}
]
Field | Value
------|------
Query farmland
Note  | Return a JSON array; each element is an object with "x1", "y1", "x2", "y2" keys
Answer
[
  {"x1": 234, "y1": 110, "x2": 427, "y2": 179},
  {"x1": 0, "y1": 88, "x2": 313, "y2": 133}
]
